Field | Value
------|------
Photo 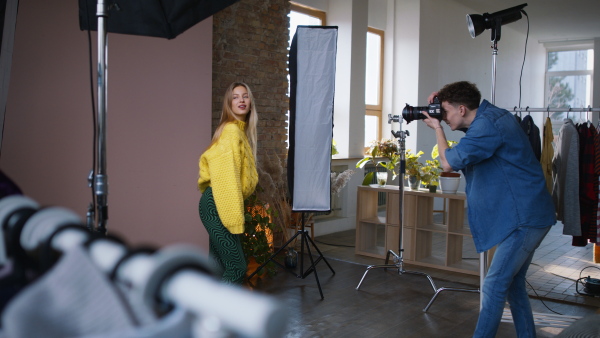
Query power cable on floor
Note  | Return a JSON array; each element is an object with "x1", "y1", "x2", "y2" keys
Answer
[
  {"x1": 525, "y1": 279, "x2": 563, "y2": 315},
  {"x1": 314, "y1": 239, "x2": 354, "y2": 248},
  {"x1": 530, "y1": 262, "x2": 578, "y2": 282}
]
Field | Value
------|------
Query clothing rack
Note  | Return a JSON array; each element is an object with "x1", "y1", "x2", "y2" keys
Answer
[
  {"x1": 505, "y1": 106, "x2": 600, "y2": 113},
  {"x1": 0, "y1": 195, "x2": 287, "y2": 338}
]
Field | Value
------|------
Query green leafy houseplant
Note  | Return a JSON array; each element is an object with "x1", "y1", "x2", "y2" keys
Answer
[
  {"x1": 420, "y1": 159, "x2": 442, "y2": 188},
  {"x1": 242, "y1": 192, "x2": 277, "y2": 278},
  {"x1": 356, "y1": 139, "x2": 401, "y2": 183},
  {"x1": 431, "y1": 140, "x2": 458, "y2": 160},
  {"x1": 405, "y1": 149, "x2": 424, "y2": 179}
]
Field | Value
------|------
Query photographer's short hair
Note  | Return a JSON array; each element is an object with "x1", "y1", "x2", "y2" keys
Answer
[{"x1": 437, "y1": 81, "x2": 481, "y2": 110}]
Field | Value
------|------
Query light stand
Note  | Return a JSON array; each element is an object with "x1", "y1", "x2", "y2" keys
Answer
[
  {"x1": 247, "y1": 212, "x2": 335, "y2": 299},
  {"x1": 467, "y1": 3, "x2": 528, "y2": 309},
  {"x1": 356, "y1": 116, "x2": 479, "y2": 311},
  {"x1": 355, "y1": 117, "x2": 438, "y2": 296},
  {"x1": 86, "y1": 0, "x2": 110, "y2": 235}
]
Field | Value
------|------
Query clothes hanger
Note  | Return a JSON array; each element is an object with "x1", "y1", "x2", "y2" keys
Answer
[{"x1": 564, "y1": 106, "x2": 572, "y2": 122}]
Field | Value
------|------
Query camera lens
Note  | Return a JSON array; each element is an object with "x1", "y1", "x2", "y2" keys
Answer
[
  {"x1": 402, "y1": 99, "x2": 443, "y2": 124},
  {"x1": 402, "y1": 104, "x2": 429, "y2": 124}
]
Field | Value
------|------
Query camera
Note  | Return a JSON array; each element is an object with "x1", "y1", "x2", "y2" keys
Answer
[{"x1": 402, "y1": 97, "x2": 443, "y2": 124}]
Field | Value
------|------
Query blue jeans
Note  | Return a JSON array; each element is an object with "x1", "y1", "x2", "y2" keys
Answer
[{"x1": 473, "y1": 225, "x2": 551, "y2": 338}]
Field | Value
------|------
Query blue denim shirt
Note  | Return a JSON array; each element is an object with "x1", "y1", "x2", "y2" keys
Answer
[{"x1": 445, "y1": 100, "x2": 556, "y2": 252}]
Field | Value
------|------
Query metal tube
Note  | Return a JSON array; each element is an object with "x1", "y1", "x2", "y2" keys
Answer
[{"x1": 95, "y1": 0, "x2": 108, "y2": 233}]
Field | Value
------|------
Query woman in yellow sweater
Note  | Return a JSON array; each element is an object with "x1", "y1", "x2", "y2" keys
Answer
[{"x1": 198, "y1": 82, "x2": 258, "y2": 284}]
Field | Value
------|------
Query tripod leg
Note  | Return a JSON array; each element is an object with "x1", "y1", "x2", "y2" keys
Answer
[
  {"x1": 304, "y1": 233, "x2": 335, "y2": 274},
  {"x1": 300, "y1": 231, "x2": 324, "y2": 299},
  {"x1": 246, "y1": 230, "x2": 303, "y2": 280}
]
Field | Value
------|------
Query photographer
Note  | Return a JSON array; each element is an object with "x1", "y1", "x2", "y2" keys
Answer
[{"x1": 421, "y1": 81, "x2": 555, "y2": 337}]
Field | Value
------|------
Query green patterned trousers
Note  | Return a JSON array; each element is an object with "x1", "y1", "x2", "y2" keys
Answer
[{"x1": 199, "y1": 187, "x2": 247, "y2": 284}]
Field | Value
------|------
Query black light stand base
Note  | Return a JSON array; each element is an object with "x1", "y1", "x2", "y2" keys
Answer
[
  {"x1": 355, "y1": 125, "x2": 479, "y2": 312},
  {"x1": 247, "y1": 213, "x2": 335, "y2": 299}
]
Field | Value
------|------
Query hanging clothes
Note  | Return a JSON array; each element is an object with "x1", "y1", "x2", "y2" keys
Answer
[
  {"x1": 572, "y1": 123, "x2": 598, "y2": 246},
  {"x1": 540, "y1": 117, "x2": 554, "y2": 194},
  {"x1": 514, "y1": 113, "x2": 522, "y2": 123},
  {"x1": 596, "y1": 122, "x2": 600, "y2": 243},
  {"x1": 520, "y1": 115, "x2": 542, "y2": 161},
  {"x1": 552, "y1": 118, "x2": 581, "y2": 236}
]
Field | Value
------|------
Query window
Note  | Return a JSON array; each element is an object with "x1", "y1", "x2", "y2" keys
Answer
[
  {"x1": 365, "y1": 27, "x2": 384, "y2": 152},
  {"x1": 545, "y1": 47, "x2": 594, "y2": 133},
  {"x1": 288, "y1": 3, "x2": 325, "y2": 148}
]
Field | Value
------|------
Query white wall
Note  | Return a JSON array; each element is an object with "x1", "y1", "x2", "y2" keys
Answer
[{"x1": 415, "y1": 0, "x2": 546, "y2": 160}]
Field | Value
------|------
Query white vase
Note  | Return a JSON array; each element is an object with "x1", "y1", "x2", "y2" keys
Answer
[{"x1": 439, "y1": 176, "x2": 460, "y2": 194}]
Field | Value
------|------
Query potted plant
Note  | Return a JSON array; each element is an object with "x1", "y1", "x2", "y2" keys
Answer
[
  {"x1": 356, "y1": 139, "x2": 401, "y2": 186},
  {"x1": 431, "y1": 141, "x2": 461, "y2": 193},
  {"x1": 243, "y1": 192, "x2": 277, "y2": 278},
  {"x1": 420, "y1": 159, "x2": 442, "y2": 192},
  {"x1": 405, "y1": 149, "x2": 424, "y2": 190}
]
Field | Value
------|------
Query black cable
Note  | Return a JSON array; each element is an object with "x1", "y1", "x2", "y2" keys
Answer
[
  {"x1": 518, "y1": 10, "x2": 529, "y2": 109},
  {"x1": 525, "y1": 279, "x2": 563, "y2": 315},
  {"x1": 84, "y1": 0, "x2": 97, "y2": 227},
  {"x1": 530, "y1": 262, "x2": 578, "y2": 282},
  {"x1": 314, "y1": 239, "x2": 354, "y2": 248}
]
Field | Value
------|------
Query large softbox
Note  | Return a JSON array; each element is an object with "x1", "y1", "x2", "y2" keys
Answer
[
  {"x1": 78, "y1": 0, "x2": 239, "y2": 39},
  {"x1": 288, "y1": 26, "x2": 338, "y2": 212}
]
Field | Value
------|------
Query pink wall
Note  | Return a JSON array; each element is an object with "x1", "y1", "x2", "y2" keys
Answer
[{"x1": 0, "y1": 1, "x2": 212, "y2": 249}]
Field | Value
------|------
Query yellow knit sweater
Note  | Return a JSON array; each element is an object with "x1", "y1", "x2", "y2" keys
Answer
[{"x1": 198, "y1": 120, "x2": 258, "y2": 234}]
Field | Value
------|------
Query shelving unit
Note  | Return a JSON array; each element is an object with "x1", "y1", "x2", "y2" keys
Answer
[{"x1": 355, "y1": 186, "x2": 478, "y2": 275}]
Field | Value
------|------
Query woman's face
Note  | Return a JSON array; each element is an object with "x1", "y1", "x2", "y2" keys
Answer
[{"x1": 231, "y1": 86, "x2": 251, "y2": 120}]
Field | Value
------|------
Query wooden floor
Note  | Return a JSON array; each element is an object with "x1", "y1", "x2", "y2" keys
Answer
[{"x1": 247, "y1": 251, "x2": 599, "y2": 338}]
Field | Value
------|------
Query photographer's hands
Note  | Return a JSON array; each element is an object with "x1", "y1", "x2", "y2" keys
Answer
[
  {"x1": 422, "y1": 103, "x2": 453, "y2": 173},
  {"x1": 427, "y1": 91, "x2": 439, "y2": 104}
]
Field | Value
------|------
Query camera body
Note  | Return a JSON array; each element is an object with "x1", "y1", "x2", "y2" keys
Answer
[{"x1": 402, "y1": 97, "x2": 443, "y2": 124}]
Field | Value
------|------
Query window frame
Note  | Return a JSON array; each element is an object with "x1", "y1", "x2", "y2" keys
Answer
[
  {"x1": 290, "y1": 2, "x2": 326, "y2": 25},
  {"x1": 365, "y1": 27, "x2": 384, "y2": 153},
  {"x1": 544, "y1": 43, "x2": 594, "y2": 128}
]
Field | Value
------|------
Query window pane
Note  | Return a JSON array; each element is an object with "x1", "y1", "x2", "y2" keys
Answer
[
  {"x1": 547, "y1": 74, "x2": 592, "y2": 124},
  {"x1": 547, "y1": 49, "x2": 594, "y2": 72},
  {"x1": 365, "y1": 32, "x2": 381, "y2": 106},
  {"x1": 365, "y1": 115, "x2": 379, "y2": 147},
  {"x1": 289, "y1": 12, "x2": 322, "y2": 46}
]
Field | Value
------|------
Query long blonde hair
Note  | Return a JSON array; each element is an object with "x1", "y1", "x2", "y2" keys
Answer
[{"x1": 210, "y1": 82, "x2": 258, "y2": 158}]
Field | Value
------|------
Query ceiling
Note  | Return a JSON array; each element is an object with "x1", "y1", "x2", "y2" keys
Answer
[{"x1": 452, "y1": 0, "x2": 600, "y2": 43}]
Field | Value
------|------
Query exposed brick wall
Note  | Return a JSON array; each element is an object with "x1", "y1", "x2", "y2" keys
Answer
[{"x1": 212, "y1": 0, "x2": 291, "y2": 162}]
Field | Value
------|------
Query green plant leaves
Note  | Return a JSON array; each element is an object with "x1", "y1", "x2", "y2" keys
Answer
[{"x1": 362, "y1": 171, "x2": 375, "y2": 185}]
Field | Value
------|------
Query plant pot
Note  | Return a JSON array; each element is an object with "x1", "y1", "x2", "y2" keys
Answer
[
  {"x1": 376, "y1": 171, "x2": 388, "y2": 187},
  {"x1": 408, "y1": 176, "x2": 420, "y2": 190},
  {"x1": 439, "y1": 174, "x2": 460, "y2": 194},
  {"x1": 428, "y1": 185, "x2": 437, "y2": 193}
]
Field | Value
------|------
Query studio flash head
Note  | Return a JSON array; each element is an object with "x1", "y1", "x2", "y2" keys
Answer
[{"x1": 402, "y1": 97, "x2": 443, "y2": 124}]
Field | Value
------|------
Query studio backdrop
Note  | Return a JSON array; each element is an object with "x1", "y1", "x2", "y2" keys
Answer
[{"x1": 288, "y1": 26, "x2": 338, "y2": 212}]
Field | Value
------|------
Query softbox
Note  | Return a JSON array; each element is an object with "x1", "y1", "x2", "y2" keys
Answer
[
  {"x1": 78, "y1": 0, "x2": 239, "y2": 39},
  {"x1": 288, "y1": 26, "x2": 338, "y2": 212}
]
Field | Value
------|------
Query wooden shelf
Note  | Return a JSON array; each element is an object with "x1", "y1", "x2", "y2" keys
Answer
[{"x1": 355, "y1": 186, "x2": 478, "y2": 276}]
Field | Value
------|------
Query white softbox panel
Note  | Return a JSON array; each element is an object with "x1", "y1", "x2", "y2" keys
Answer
[{"x1": 288, "y1": 26, "x2": 337, "y2": 212}]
